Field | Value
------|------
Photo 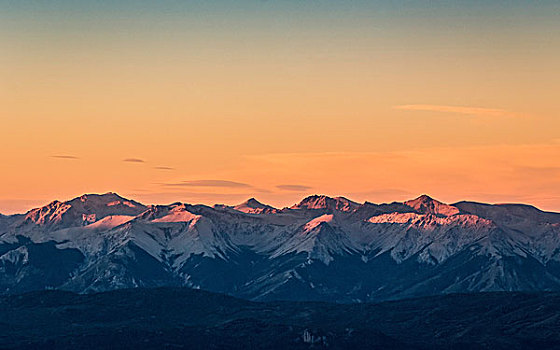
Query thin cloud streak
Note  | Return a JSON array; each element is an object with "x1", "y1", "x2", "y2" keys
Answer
[
  {"x1": 154, "y1": 166, "x2": 175, "y2": 171},
  {"x1": 123, "y1": 158, "x2": 145, "y2": 163},
  {"x1": 51, "y1": 155, "x2": 79, "y2": 160},
  {"x1": 394, "y1": 104, "x2": 513, "y2": 118}
]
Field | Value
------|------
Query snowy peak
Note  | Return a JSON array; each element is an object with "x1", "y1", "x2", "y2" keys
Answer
[
  {"x1": 291, "y1": 195, "x2": 360, "y2": 212},
  {"x1": 23, "y1": 200, "x2": 72, "y2": 227},
  {"x1": 66, "y1": 192, "x2": 145, "y2": 214},
  {"x1": 151, "y1": 204, "x2": 201, "y2": 223},
  {"x1": 136, "y1": 203, "x2": 188, "y2": 221},
  {"x1": 21, "y1": 193, "x2": 147, "y2": 228},
  {"x1": 233, "y1": 198, "x2": 277, "y2": 214},
  {"x1": 271, "y1": 214, "x2": 355, "y2": 265},
  {"x1": 405, "y1": 195, "x2": 460, "y2": 217},
  {"x1": 303, "y1": 214, "x2": 334, "y2": 231}
]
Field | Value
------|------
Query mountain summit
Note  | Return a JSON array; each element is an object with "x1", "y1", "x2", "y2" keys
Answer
[
  {"x1": 21, "y1": 192, "x2": 147, "y2": 229},
  {"x1": 291, "y1": 195, "x2": 360, "y2": 212},
  {"x1": 233, "y1": 198, "x2": 277, "y2": 214},
  {"x1": 404, "y1": 194, "x2": 460, "y2": 216}
]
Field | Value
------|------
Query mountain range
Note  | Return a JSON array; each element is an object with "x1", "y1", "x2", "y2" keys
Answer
[{"x1": 1, "y1": 192, "x2": 560, "y2": 302}]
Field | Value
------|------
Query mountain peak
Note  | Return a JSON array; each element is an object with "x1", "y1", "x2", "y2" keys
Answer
[
  {"x1": 22, "y1": 193, "x2": 147, "y2": 228},
  {"x1": 405, "y1": 195, "x2": 460, "y2": 216},
  {"x1": 292, "y1": 195, "x2": 360, "y2": 212},
  {"x1": 66, "y1": 193, "x2": 145, "y2": 212},
  {"x1": 244, "y1": 198, "x2": 265, "y2": 208},
  {"x1": 233, "y1": 198, "x2": 276, "y2": 214},
  {"x1": 414, "y1": 194, "x2": 435, "y2": 202},
  {"x1": 72, "y1": 192, "x2": 129, "y2": 204}
]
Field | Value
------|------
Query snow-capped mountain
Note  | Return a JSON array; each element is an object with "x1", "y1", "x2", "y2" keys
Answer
[
  {"x1": 1, "y1": 192, "x2": 560, "y2": 302},
  {"x1": 19, "y1": 193, "x2": 146, "y2": 230}
]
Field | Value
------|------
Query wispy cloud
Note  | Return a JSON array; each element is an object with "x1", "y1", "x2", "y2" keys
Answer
[
  {"x1": 51, "y1": 155, "x2": 79, "y2": 160},
  {"x1": 163, "y1": 180, "x2": 252, "y2": 188},
  {"x1": 394, "y1": 104, "x2": 512, "y2": 118},
  {"x1": 123, "y1": 158, "x2": 145, "y2": 163},
  {"x1": 276, "y1": 184, "x2": 312, "y2": 191},
  {"x1": 154, "y1": 166, "x2": 174, "y2": 171}
]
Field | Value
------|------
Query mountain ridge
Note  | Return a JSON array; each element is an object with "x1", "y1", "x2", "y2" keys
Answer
[{"x1": 4, "y1": 192, "x2": 559, "y2": 218}]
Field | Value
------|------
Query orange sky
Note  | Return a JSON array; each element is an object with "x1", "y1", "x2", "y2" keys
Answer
[{"x1": 1, "y1": 1, "x2": 559, "y2": 213}]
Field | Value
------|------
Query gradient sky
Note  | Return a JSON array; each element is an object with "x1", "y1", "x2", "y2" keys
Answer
[{"x1": 1, "y1": 1, "x2": 560, "y2": 213}]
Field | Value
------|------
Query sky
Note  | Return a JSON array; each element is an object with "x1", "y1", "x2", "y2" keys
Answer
[{"x1": 1, "y1": 0, "x2": 560, "y2": 213}]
